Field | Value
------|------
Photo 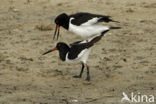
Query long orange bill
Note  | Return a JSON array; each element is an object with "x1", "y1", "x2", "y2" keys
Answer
[
  {"x1": 57, "y1": 25, "x2": 60, "y2": 40},
  {"x1": 42, "y1": 48, "x2": 57, "y2": 55},
  {"x1": 53, "y1": 25, "x2": 60, "y2": 40}
]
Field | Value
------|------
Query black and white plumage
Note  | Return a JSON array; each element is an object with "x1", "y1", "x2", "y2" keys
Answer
[
  {"x1": 43, "y1": 30, "x2": 109, "y2": 81},
  {"x1": 53, "y1": 12, "x2": 120, "y2": 40},
  {"x1": 69, "y1": 12, "x2": 119, "y2": 26}
]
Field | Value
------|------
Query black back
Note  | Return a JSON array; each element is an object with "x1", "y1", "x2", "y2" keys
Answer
[
  {"x1": 69, "y1": 12, "x2": 116, "y2": 26},
  {"x1": 56, "y1": 30, "x2": 109, "y2": 60},
  {"x1": 55, "y1": 13, "x2": 70, "y2": 29},
  {"x1": 68, "y1": 30, "x2": 109, "y2": 59},
  {"x1": 68, "y1": 42, "x2": 93, "y2": 59}
]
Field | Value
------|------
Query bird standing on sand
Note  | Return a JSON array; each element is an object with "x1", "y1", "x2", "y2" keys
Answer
[
  {"x1": 43, "y1": 30, "x2": 109, "y2": 81},
  {"x1": 53, "y1": 12, "x2": 120, "y2": 40}
]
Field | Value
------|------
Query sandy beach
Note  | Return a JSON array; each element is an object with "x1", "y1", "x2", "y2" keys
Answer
[{"x1": 0, "y1": 0, "x2": 156, "y2": 104}]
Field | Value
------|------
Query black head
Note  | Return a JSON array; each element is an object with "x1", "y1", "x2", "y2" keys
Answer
[
  {"x1": 56, "y1": 42, "x2": 69, "y2": 51},
  {"x1": 53, "y1": 13, "x2": 70, "y2": 40},
  {"x1": 55, "y1": 13, "x2": 69, "y2": 26},
  {"x1": 43, "y1": 42, "x2": 70, "y2": 61}
]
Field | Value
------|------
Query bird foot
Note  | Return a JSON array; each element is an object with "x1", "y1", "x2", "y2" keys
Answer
[
  {"x1": 73, "y1": 75, "x2": 81, "y2": 78},
  {"x1": 85, "y1": 76, "x2": 90, "y2": 81}
]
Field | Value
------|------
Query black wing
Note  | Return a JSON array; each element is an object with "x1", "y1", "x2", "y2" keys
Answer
[
  {"x1": 68, "y1": 41, "x2": 93, "y2": 59},
  {"x1": 68, "y1": 30, "x2": 109, "y2": 59},
  {"x1": 69, "y1": 12, "x2": 119, "y2": 26}
]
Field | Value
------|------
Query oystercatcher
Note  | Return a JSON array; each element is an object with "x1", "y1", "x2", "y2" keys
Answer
[
  {"x1": 53, "y1": 12, "x2": 120, "y2": 40},
  {"x1": 43, "y1": 30, "x2": 109, "y2": 81}
]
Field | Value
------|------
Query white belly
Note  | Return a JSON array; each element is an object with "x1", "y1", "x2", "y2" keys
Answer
[
  {"x1": 65, "y1": 48, "x2": 91, "y2": 64},
  {"x1": 69, "y1": 24, "x2": 109, "y2": 39}
]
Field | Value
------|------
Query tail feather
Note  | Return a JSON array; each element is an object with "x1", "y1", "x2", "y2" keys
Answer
[
  {"x1": 110, "y1": 26, "x2": 121, "y2": 29},
  {"x1": 89, "y1": 30, "x2": 109, "y2": 45},
  {"x1": 99, "y1": 16, "x2": 120, "y2": 23},
  {"x1": 70, "y1": 30, "x2": 109, "y2": 47},
  {"x1": 111, "y1": 20, "x2": 120, "y2": 23}
]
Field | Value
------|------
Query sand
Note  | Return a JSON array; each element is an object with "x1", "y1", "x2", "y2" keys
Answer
[{"x1": 0, "y1": 0, "x2": 156, "y2": 104}]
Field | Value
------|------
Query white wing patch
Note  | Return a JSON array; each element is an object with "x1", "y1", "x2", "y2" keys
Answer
[
  {"x1": 65, "y1": 48, "x2": 91, "y2": 64},
  {"x1": 78, "y1": 35, "x2": 101, "y2": 44},
  {"x1": 77, "y1": 49, "x2": 88, "y2": 59},
  {"x1": 69, "y1": 18, "x2": 110, "y2": 39},
  {"x1": 81, "y1": 17, "x2": 101, "y2": 26}
]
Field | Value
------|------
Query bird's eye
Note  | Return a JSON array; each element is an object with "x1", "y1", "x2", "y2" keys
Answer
[
  {"x1": 56, "y1": 20, "x2": 59, "y2": 23},
  {"x1": 58, "y1": 44, "x2": 61, "y2": 47}
]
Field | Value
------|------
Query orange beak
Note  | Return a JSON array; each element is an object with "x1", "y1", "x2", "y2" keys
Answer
[
  {"x1": 42, "y1": 47, "x2": 57, "y2": 55},
  {"x1": 53, "y1": 24, "x2": 60, "y2": 40}
]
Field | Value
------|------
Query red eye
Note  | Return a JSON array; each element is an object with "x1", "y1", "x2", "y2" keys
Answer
[{"x1": 56, "y1": 20, "x2": 59, "y2": 23}]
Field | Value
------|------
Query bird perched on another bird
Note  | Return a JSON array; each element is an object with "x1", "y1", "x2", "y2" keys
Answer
[
  {"x1": 43, "y1": 30, "x2": 109, "y2": 81},
  {"x1": 53, "y1": 12, "x2": 120, "y2": 40}
]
